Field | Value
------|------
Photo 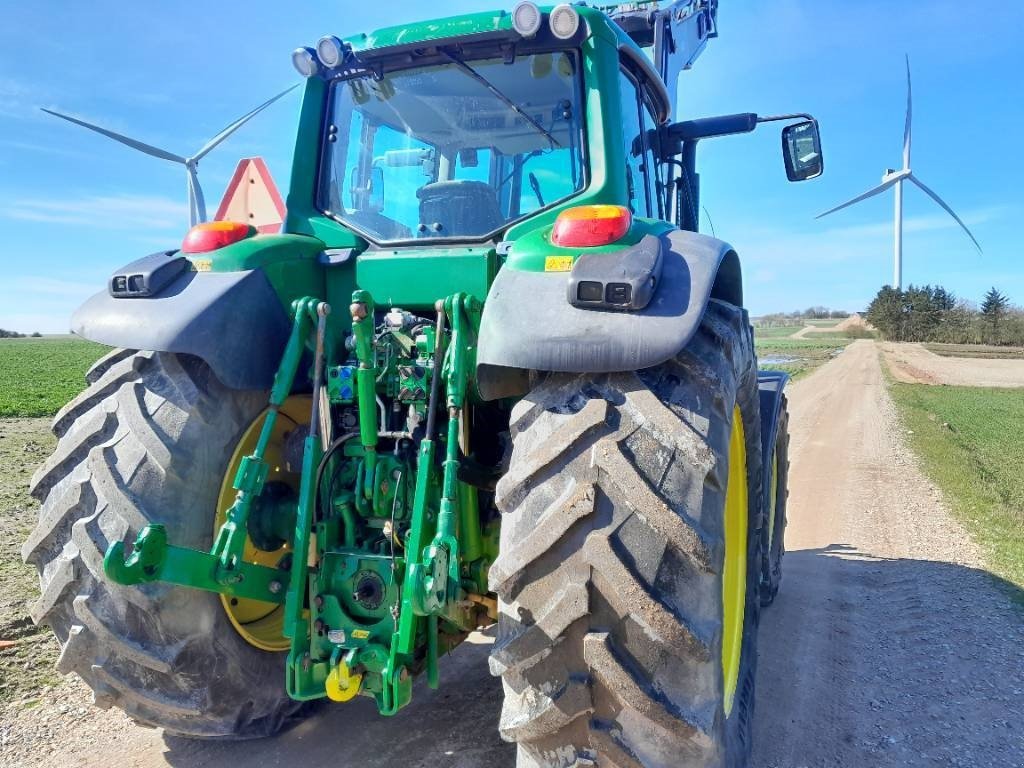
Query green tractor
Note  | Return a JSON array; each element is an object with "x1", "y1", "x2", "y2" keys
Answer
[{"x1": 24, "y1": 2, "x2": 818, "y2": 764}]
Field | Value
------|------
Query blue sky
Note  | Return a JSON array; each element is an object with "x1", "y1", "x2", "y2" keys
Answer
[{"x1": 0, "y1": 1, "x2": 1020, "y2": 333}]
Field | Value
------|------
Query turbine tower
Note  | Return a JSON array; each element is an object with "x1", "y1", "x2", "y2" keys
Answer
[
  {"x1": 42, "y1": 85, "x2": 297, "y2": 227},
  {"x1": 817, "y1": 56, "x2": 981, "y2": 289}
]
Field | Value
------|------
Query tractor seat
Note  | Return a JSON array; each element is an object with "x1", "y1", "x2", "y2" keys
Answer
[{"x1": 417, "y1": 181, "x2": 504, "y2": 237}]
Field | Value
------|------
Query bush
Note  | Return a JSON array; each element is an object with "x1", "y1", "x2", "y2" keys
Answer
[{"x1": 844, "y1": 327, "x2": 875, "y2": 339}]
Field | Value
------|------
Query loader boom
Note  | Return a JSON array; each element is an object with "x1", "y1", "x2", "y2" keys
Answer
[{"x1": 608, "y1": 0, "x2": 719, "y2": 116}]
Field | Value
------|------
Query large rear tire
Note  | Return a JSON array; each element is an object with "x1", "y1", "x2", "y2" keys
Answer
[
  {"x1": 22, "y1": 349, "x2": 302, "y2": 738},
  {"x1": 759, "y1": 396, "x2": 789, "y2": 607},
  {"x1": 490, "y1": 301, "x2": 764, "y2": 767}
]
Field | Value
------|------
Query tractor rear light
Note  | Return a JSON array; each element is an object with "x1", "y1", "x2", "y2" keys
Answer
[
  {"x1": 551, "y1": 205, "x2": 632, "y2": 248},
  {"x1": 292, "y1": 47, "x2": 320, "y2": 77},
  {"x1": 549, "y1": 4, "x2": 580, "y2": 39},
  {"x1": 181, "y1": 221, "x2": 255, "y2": 254},
  {"x1": 512, "y1": 2, "x2": 543, "y2": 38}
]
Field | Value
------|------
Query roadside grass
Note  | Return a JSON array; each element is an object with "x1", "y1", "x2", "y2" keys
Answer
[
  {"x1": 755, "y1": 335, "x2": 853, "y2": 379},
  {"x1": 924, "y1": 342, "x2": 1024, "y2": 360},
  {"x1": 0, "y1": 338, "x2": 109, "y2": 417},
  {"x1": 890, "y1": 383, "x2": 1024, "y2": 594}
]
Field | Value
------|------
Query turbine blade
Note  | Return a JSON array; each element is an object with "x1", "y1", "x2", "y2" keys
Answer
[
  {"x1": 40, "y1": 108, "x2": 186, "y2": 164},
  {"x1": 815, "y1": 177, "x2": 898, "y2": 219},
  {"x1": 188, "y1": 165, "x2": 207, "y2": 224},
  {"x1": 907, "y1": 174, "x2": 982, "y2": 253},
  {"x1": 191, "y1": 84, "x2": 299, "y2": 161},
  {"x1": 903, "y1": 55, "x2": 912, "y2": 170}
]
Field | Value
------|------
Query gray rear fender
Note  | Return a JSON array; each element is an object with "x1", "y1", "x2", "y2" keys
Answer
[
  {"x1": 72, "y1": 263, "x2": 290, "y2": 391},
  {"x1": 476, "y1": 229, "x2": 743, "y2": 399}
]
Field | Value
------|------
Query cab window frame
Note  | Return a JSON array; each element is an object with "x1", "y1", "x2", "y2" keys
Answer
[
  {"x1": 315, "y1": 47, "x2": 591, "y2": 247},
  {"x1": 618, "y1": 61, "x2": 667, "y2": 221}
]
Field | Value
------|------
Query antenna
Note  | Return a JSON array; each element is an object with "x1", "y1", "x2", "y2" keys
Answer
[
  {"x1": 42, "y1": 85, "x2": 298, "y2": 227},
  {"x1": 816, "y1": 56, "x2": 980, "y2": 289}
]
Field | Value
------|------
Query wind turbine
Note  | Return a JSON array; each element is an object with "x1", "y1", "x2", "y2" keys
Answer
[
  {"x1": 41, "y1": 85, "x2": 298, "y2": 227},
  {"x1": 817, "y1": 56, "x2": 981, "y2": 289}
]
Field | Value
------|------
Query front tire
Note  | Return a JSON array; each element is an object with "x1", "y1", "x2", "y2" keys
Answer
[
  {"x1": 22, "y1": 349, "x2": 301, "y2": 738},
  {"x1": 490, "y1": 301, "x2": 764, "y2": 767}
]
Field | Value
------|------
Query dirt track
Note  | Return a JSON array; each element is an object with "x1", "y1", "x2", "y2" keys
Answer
[
  {"x1": 3, "y1": 341, "x2": 1023, "y2": 767},
  {"x1": 881, "y1": 342, "x2": 1024, "y2": 387}
]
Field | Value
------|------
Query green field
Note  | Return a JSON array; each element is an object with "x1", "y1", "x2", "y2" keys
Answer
[
  {"x1": 755, "y1": 335, "x2": 853, "y2": 379},
  {"x1": 752, "y1": 325, "x2": 802, "y2": 339},
  {"x1": 0, "y1": 338, "x2": 109, "y2": 417},
  {"x1": 923, "y1": 343, "x2": 1024, "y2": 360},
  {"x1": 891, "y1": 383, "x2": 1024, "y2": 593}
]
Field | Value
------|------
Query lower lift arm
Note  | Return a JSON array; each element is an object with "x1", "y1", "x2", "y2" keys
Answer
[{"x1": 103, "y1": 297, "x2": 328, "y2": 605}]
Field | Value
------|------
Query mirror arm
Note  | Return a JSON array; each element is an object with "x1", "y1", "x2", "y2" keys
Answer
[
  {"x1": 755, "y1": 112, "x2": 816, "y2": 125},
  {"x1": 658, "y1": 112, "x2": 820, "y2": 159}
]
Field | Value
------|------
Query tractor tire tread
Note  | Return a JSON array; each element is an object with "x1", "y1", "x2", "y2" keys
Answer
[
  {"x1": 492, "y1": 300, "x2": 763, "y2": 768},
  {"x1": 23, "y1": 350, "x2": 301, "y2": 739}
]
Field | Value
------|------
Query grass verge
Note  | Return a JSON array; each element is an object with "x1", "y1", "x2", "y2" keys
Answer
[
  {"x1": 0, "y1": 338, "x2": 108, "y2": 417},
  {"x1": 890, "y1": 383, "x2": 1024, "y2": 592}
]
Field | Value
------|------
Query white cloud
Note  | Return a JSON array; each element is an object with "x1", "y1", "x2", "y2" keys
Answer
[
  {"x1": 3, "y1": 194, "x2": 186, "y2": 230},
  {"x1": 7, "y1": 276, "x2": 98, "y2": 297},
  {"x1": 818, "y1": 205, "x2": 1007, "y2": 240},
  {"x1": 0, "y1": 77, "x2": 39, "y2": 120},
  {"x1": 0, "y1": 138, "x2": 94, "y2": 160},
  {"x1": 733, "y1": 205, "x2": 1008, "y2": 272}
]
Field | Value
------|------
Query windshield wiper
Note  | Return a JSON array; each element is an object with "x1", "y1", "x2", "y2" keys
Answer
[{"x1": 441, "y1": 51, "x2": 561, "y2": 149}]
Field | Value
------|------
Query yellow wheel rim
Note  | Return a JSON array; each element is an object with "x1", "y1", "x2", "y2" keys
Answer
[
  {"x1": 721, "y1": 405, "x2": 748, "y2": 716},
  {"x1": 215, "y1": 396, "x2": 310, "y2": 651},
  {"x1": 767, "y1": 451, "x2": 779, "y2": 551}
]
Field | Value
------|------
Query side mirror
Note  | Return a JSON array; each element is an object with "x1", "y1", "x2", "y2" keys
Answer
[{"x1": 782, "y1": 120, "x2": 823, "y2": 181}]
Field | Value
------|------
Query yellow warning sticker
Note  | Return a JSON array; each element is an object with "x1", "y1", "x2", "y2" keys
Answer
[
  {"x1": 351, "y1": 629, "x2": 370, "y2": 640},
  {"x1": 544, "y1": 256, "x2": 573, "y2": 272},
  {"x1": 192, "y1": 259, "x2": 213, "y2": 272}
]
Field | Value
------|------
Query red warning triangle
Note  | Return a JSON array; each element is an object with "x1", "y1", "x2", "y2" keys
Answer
[{"x1": 215, "y1": 157, "x2": 286, "y2": 234}]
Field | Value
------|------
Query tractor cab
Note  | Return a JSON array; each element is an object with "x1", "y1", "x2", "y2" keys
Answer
[{"x1": 320, "y1": 49, "x2": 586, "y2": 243}]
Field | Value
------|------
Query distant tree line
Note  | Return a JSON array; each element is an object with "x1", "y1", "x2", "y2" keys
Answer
[
  {"x1": 756, "y1": 307, "x2": 851, "y2": 327},
  {"x1": 0, "y1": 328, "x2": 43, "y2": 338},
  {"x1": 865, "y1": 285, "x2": 1023, "y2": 345}
]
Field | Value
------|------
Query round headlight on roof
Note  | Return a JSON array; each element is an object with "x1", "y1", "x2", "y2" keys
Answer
[
  {"x1": 512, "y1": 2, "x2": 543, "y2": 38},
  {"x1": 316, "y1": 35, "x2": 345, "y2": 68},
  {"x1": 292, "y1": 47, "x2": 320, "y2": 78},
  {"x1": 549, "y1": 4, "x2": 580, "y2": 39}
]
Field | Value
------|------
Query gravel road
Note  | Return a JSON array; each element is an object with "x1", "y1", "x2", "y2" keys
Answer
[
  {"x1": 2, "y1": 340, "x2": 1021, "y2": 767},
  {"x1": 754, "y1": 340, "x2": 1024, "y2": 767}
]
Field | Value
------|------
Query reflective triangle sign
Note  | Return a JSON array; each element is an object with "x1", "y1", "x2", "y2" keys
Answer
[{"x1": 214, "y1": 157, "x2": 286, "y2": 233}]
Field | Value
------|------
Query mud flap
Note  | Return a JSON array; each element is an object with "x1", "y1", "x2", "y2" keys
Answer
[
  {"x1": 476, "y1": 229, "x2": 741, "y2": 400},
  {"x1": 72, "y1": 268, "x2": 290, "y2": 390}
]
